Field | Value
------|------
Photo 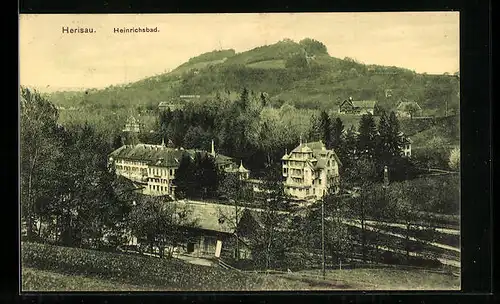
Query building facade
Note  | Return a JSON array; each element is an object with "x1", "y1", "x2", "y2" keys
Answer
[
  {"x1": 158, "y1": 101, "x2": 185, "y2": 112},
  {"x1": 281, "y1": 140, "x2": 341, "y2": 201},
  {"x1": 109, "y1": 140, "x2": 243, "y2": 198},
  {"x1": 123, "y1": 116, "x2": 143, "y2": 133},
  {"x1": 125, "y1": 200, "x2": 253, "y2": 261},
  {"x1": 402, "y1": 135, "x2": 413, "y2": 157}
]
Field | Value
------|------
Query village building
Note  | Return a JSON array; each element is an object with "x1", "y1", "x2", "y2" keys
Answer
[
  {"x1": 108, "y1": 140, "x2": 244, "y2": 198},
  {"x1": 123, "y1": 116, "x2": 144, "y2": 133},
  {"x1": 281, "y1": 140, "x2": 342, "y2": 201},
  {"x1": 225, "y1": 160, "x2": 250, "y2": 180},
  {"x1": 401, "y1": 134, "x2": 413, "y2": 157},
  {"x1": 338, "y1": 97, "x2": 378, "y2": 115},
  {"x1": 158, "y1": 101, "x2": 184, "y2": 112},
  {"x1": 396, "y1": 101, "x2": 422, "y2": 119},
  {"x1": 125, "y1": 200, "x2": 256, "y2": 261}
]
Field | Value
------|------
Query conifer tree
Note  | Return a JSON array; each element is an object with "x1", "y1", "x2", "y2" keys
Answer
[
  {"x1": 357, "y1": 113, "x2": 378, "y2": 159},
  {"x1": 377, "y1": 111, "x2": 391, "y2": 163},
  {"x1": 173, "y1": 154, "x2": 195, "y2": 199},
  {"x1": 331, "y1": 117, "x2": 345, "y2": 150},
  {"x1": 388, "y1": 111, "x2": 404, "y2": 158}
]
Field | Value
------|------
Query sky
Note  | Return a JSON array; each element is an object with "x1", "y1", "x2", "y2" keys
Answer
[{"x1": 19, "y1": 12, "x2": 459, "y2": 92}]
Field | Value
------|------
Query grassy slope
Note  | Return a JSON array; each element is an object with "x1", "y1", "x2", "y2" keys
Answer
[{"x1": 21, "y1": 242, "x2": 459, "y2": 291}]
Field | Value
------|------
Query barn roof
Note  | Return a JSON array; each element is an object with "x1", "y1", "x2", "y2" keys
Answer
[{"x1": 173, "y1": 200, "x2": 247, "y2": 234}]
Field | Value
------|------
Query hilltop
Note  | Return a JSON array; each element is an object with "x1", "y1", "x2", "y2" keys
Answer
[{"x1": 47, "y1": 38, "x2": 459, "y2": 115}]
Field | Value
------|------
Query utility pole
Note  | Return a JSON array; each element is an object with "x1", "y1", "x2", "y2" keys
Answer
[
  {"x1": 321, "y1": 198, "x2": 326, "y2": 280},
  {"x1": 445, "y1": 98, "x2": 448, "y2": 117}
]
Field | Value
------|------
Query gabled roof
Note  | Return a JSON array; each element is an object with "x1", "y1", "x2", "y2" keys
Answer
[{"x1": 287, "y1": 141, "x2": 343, "y2": 168}]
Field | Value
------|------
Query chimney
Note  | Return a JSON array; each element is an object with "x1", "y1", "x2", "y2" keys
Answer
[
  {"x1": 349, "y1": 96, "x2": 353, "y2": 101},
  {"x1": 299, "y1": 135, "x2": 303, "y2": 146},
  {"x1": 161, "y1": 137, "x2": 165, "y2": 147},
  {"x1": 211, "y1": 139, "x2": 215, "y2": 156}
]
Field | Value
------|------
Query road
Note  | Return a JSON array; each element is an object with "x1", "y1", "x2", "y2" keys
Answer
[
  {"x1": 363, "y1": 220, "x2": 460, "y2": 236},
  {"x1": 185, "y1": 199, "x2": 459, "y2": 235},
  {"x1": 342, "y1": 219, "x2": 460, "y2": 268},
  {"x1": 343, "y1": 219, "x2": 460, "y2": 253}
]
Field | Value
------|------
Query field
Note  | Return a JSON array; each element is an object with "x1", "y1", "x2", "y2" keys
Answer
[{"x1": 21, "y1": 242, "x2": 460, "y2": 292}]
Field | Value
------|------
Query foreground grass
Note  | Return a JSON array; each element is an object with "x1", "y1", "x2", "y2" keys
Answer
[
  {"x1": 21, "y1": 242, "x2": 460, "y2": 291},
  {"x1": 288, "y1": 268, "x2": 460, "y2": 290},
  {"x1": 21, "y1": 242, "x2": 349, "y2": 291},
  {"x1": 22, "y1": 267, "x2": 165, "y2": 292}
]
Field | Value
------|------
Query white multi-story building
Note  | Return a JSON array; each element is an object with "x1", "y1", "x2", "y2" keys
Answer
[
  {"x1": 282, "y1": 140, "x2": 342, "y2": 201},
  {"x1": 108, "y1": 140, "x2": 243, "y2": 198}
]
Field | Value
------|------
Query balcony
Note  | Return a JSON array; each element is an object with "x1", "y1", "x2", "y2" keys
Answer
[
  {"x1": 284, "y1": 181, "x2": 309, "y2": 189},
  {"x1": 289, "y1": 171, "x2": 304, "y2": 178}
]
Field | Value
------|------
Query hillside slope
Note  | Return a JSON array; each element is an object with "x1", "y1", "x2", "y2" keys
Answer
[{"x1": 46, "y1": 38, "x2": 459, "y2": 114}]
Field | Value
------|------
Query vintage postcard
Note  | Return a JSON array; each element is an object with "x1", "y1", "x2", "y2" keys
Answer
[{"x1": 19, "y1": 12, "x2": 460, "y2": 292}]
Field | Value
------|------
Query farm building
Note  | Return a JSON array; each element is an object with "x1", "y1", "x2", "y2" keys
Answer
[
  {"x1": 339, "y1": 97, "x2": 378, "y2": 115},
  {"x1": 126, "y1": 200, "x2": 259, "y2": 260}
]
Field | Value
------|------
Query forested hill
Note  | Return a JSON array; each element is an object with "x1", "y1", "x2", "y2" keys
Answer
[{"x1": 47, "y1": 38, "x2": 459, "y2": 116}]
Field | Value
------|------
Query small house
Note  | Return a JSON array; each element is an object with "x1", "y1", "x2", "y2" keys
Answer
[
  {"x1": 158, "y1": 101, "x2": 184, "y2": 112},
  {"x1": 127, "y1": 200, "x2": 255, "y2": 260},
  {"x1": 339, "y1": 97, "x2": 378, "y2": 115},
  {"x1": 123, "y1": 116, "x2": 143, "y2": 133},
  {"x1": 401, "y1": 134, "x2": 413, "y2": 157},
  {"x1": 396, "y1": 101, "x2": 422, "y2": 119}
]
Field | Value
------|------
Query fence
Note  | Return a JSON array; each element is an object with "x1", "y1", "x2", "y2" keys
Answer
[{"x1": 218, "y1": 258, "x2": 242, "y2": 272}]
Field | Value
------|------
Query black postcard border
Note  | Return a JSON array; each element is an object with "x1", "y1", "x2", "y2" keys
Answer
[{"x1": 11, "y1": 0, "x2": 494, "y2": 303}]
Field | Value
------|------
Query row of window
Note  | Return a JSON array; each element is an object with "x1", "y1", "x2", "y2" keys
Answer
[
  {"x1": 117, "y1": 160, "x2": 146, "y2": 167},
  {"x1": 116, "y1": 166, "x2": 147, "y2": 175},
  {"x1": 149, "y1": 184, "x2": 168, "y2": 193},
  {"x1": 149, "y1": 167, "x2": 175, "y2": 176},
  {"x1": 287, "y1": 168, "x2": 304, "y2": 176},
  {"x1": 312, "y1": 179, "x2": 323, "y2": 185},
  {"x1": 288, "y1": 187, "x2": 326, "y2": 196},
  {"x1": 149, "y1": 178, "x2": 169, "y2": 184},
  {"x1": 284, "y1": 160, "x2": 305, "y2": 167},
  {"x1": 290, "y1": 177, "x2": 303, "y2": 184}
]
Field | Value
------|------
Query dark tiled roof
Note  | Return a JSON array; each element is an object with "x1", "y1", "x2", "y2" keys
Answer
[
  {"x1": 351, "y1": 100, "x2": 377, "y2": 109},
  {"x1": 109, "y1": 144, "x2": 234, "y2": 168}
]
